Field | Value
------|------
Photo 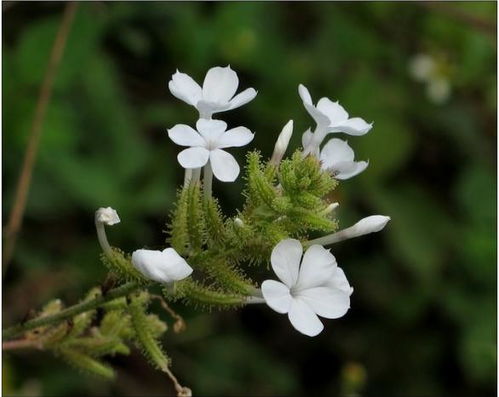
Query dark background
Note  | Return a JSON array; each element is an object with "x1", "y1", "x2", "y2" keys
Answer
[{"x1": 3, "y1": 2, "x2": 496, "y2": 396}]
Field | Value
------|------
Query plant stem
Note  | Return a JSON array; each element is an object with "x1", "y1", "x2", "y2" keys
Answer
[
  {"x1": 203, "y1": 162, "x2": 213, "y2": 200},
  {"x1": 3, "y1": 338, "x2": 43, "y2": 351},
  {"x1": 3, "y1": 2, "x2": 78, "y2": 272},
  {"x1": 3, "y1": 282, "x2": 139, "y2": 340}
]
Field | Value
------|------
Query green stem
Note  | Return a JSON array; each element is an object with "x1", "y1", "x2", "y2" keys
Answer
[{"x1": 3, "y1": 282, "x2": 139, "y2": 340}]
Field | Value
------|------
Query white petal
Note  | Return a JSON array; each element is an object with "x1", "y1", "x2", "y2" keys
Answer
[
  {"x1": 132, "y1": 249, "x2": 169, "y2": 283},
  {"x1": 217, "y1": 126, "x2": 254, "y2": 149},
  {"x1": 261, "y1": 280, "x2": 292, "y2": 314},
  {"x1": 168, "y1": 124, "x2": 205, "y2": 147},
  {"x1": 332, "y1": 160, "x2": 368, "y2": 180},
  {"x1": 209, "y1": 149, "x2": 240, "y2": 182},
  {"x1": 298, "y1": 84, "x2": 313, "y2": 105},
  {"x1": 297, "y1": 245, "x2": 337, "y2": 290},
  {"x1": 160, "y1": 248, "x2": 193, "y2": 280},
  {"x1": 202, "y1": 66, "x2": 239, "y2": 103},
  {"x1": 320, "y1": 138, "x2": 355, "y2": 168},
  {"x1": 304, "y1": 102, "x2": 330, "y2": 128},
  {"x1": 297, "y1": 286, "x2": 350, "y2": 319},
  {"x1": 317, "y1": 98, "x2": 349, "y2": 123},
  {"x1": 178, "y1": 147, "x2": 210, "y2": 169},
  {"x1": 302, "y1": 128, "x2": 313, "y2": 149},
  {"x1": 196, "y1": 119, "x2": 227, "y2": 142},
  {"x1": 288, "y1": 299, "x2": 324, "y2": 337},
  {"x1": 350, "y1": 215, "x2": 391, "y2": 236},
  {"x1": 326, "y1": 267, "x2": 354, "y2": 296},
  {"x1": 270, "y1": 239, "x2": 302, "y2": 288},
  {"x1": 227, "y1": 88, "x2": 257, "y2": 110},
  {"x1": 330, "y1": 117, "x2": 372, "y2": 136},
  {"x1": 168, "y1": 70, "x2": 202, "y2": 106}
]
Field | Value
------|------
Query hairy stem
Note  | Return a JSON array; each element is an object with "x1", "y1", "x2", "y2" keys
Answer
[{"x1": 3, "y1": 282, "x2": 139, "y2": 340}]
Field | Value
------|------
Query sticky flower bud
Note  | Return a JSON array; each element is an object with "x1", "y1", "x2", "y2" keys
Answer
[
  {"x1": 95, "y1": 207, "x2": 120, "y2": 257},
  {"x1": 131, "y1": 248, "x2": 193, "y2": 284},
  {"x1": 270, "y1": 120, "x2": 293, "y2": 165},
  {"x1": 304, "y1": 215, "x2": 390, "y2": 247}
]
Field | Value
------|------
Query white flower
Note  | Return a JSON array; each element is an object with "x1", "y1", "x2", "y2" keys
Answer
[
  {"x1": 95, "y1": 207, "x2": 120, "y2": 226},
  {"x1": 168, "y1": 66, "x2": 257, "y2": 119},
  {"x1": 168, "y1": 119, "x2": 254, "y2": 182},
  {"x1": 298, "y1": 84, "x2": 372, "y2": 155},
  {"x1": 320, "y1": 138, "x2": 368, "y2": 180},
  {"x1": 270, "y1": 120, "x2": 293, "y2": 165},
  {"x1": 261, "y1": 239, "x2": 352, "y2": 337},
  {"x1": 131, "y1": 248, "x2": 193, "y2": 284}
]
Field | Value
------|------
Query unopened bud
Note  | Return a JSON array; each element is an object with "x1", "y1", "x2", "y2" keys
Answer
[
  {"x1": 270, "y1": 120, "x2": 293, "y2": 165},
  {"x1": 304, "y1": 215, "x2": 390, "y2": 247}
]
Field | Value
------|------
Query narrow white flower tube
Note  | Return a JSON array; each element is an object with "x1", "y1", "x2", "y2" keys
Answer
[
  {"x1": 270, "y1": 120, "x2": 293, "y2": 165},
  {"x1": 305, "y1": 215, "x2": 391, "y2": 247},
  {"x1": 131, "y1": 248, "x2": 193, "y2": 284},
  {"x1": 95, "y1": 207, "x2": 120, "y2": 257}
]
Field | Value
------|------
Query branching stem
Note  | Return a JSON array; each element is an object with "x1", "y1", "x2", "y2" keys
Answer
[{"x1": 3, "y1": 282, "x2": 139, "y2": 340}]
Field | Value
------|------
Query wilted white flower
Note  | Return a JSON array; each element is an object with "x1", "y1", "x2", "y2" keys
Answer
[
  {"x1": 261, "y1": 239, "x2": 352, "y2": 337},
  {"x1": 95, "y1": 207, "x2": 120, "y2": 226},
  {"x1": 270, "y1": 120, "x2": 294, "y2": 165},
  {"x1": 409, "y1": 54, "x2": 436, "y2": 82},
  {"x1": 320, "y1": 138, "x2": 368, "y2": 180},
  {"x1": 426, "y1": 77, "x2": 450, "y2": 104},
  {"x1": 168, "y1": 119, "x2": 254, "y2": 182},
  {"x1": 298, "y1": 84, "x2": 372, "y2": 155},
  {"x1": 306, "y1": 215, "x2": 391, "y2": 246},
  {"x1": 132, "y1": 248, "x2": 193, "y2": 284},
  {"x1": 169, "y1": 66, "x2": 257, "y2": 119}
]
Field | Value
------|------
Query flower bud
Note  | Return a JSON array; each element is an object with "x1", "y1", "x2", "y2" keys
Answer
[
  {"x1": 270, "y1": 120, "x2": 293, "y2": 165},
  {"x1": 350, "y1": 215, "x2": 391, "y2": 236},
  {"x1": 304, "y1": 215, "x2": 390, "y2": 247},
  {"x1": 131, "y1": 248, "x2": 193, "y2": 284}
]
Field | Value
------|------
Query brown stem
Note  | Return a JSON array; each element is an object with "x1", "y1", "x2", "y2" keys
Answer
[
  {"x1": 3, "y1": 338, "x2": 43, "y2": 351},
  {"x1": 150, "y1": 294, "x2": 186, "y2": 333},
  {"x1": 3, "y1": 2, "x2": 78, "y2": 271}
]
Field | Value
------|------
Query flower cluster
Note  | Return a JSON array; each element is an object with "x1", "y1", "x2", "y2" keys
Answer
[{"x1": 95, "y1": 66, "x2": 390, "y2": 340}]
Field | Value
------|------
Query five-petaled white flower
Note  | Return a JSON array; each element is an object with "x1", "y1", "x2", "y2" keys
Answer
[
  {"x1": 132, "y1": 248, "x2": 193, "y2": 284},
  {"x1": 169, "y1": 66, "x2": 257, "y2": 120},
  {"x1": 261, "y1": 239, "x2": 353, "y2": 337},
  {"x1": 320, "y1": 138, "x2": 368, "y2": 180},
  {"x1": 168, "y1": 119, "x2": 254, "y2": 182},
  {"x1": 299, "y1": 84, "x2": 372, "y2": 155}
]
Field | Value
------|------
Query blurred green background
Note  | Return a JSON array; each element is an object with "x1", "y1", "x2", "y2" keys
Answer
[{"x1": 3, "y1": 2, "x2": 496, "y2": 396}]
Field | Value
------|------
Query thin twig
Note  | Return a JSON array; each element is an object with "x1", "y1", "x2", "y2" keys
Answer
[
  {"x1": 3, "y1": 2, "x2": 78, "y2": 271},
  {"x1": 161, "y1": 366, "x2": 192, "y2": 397}
]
